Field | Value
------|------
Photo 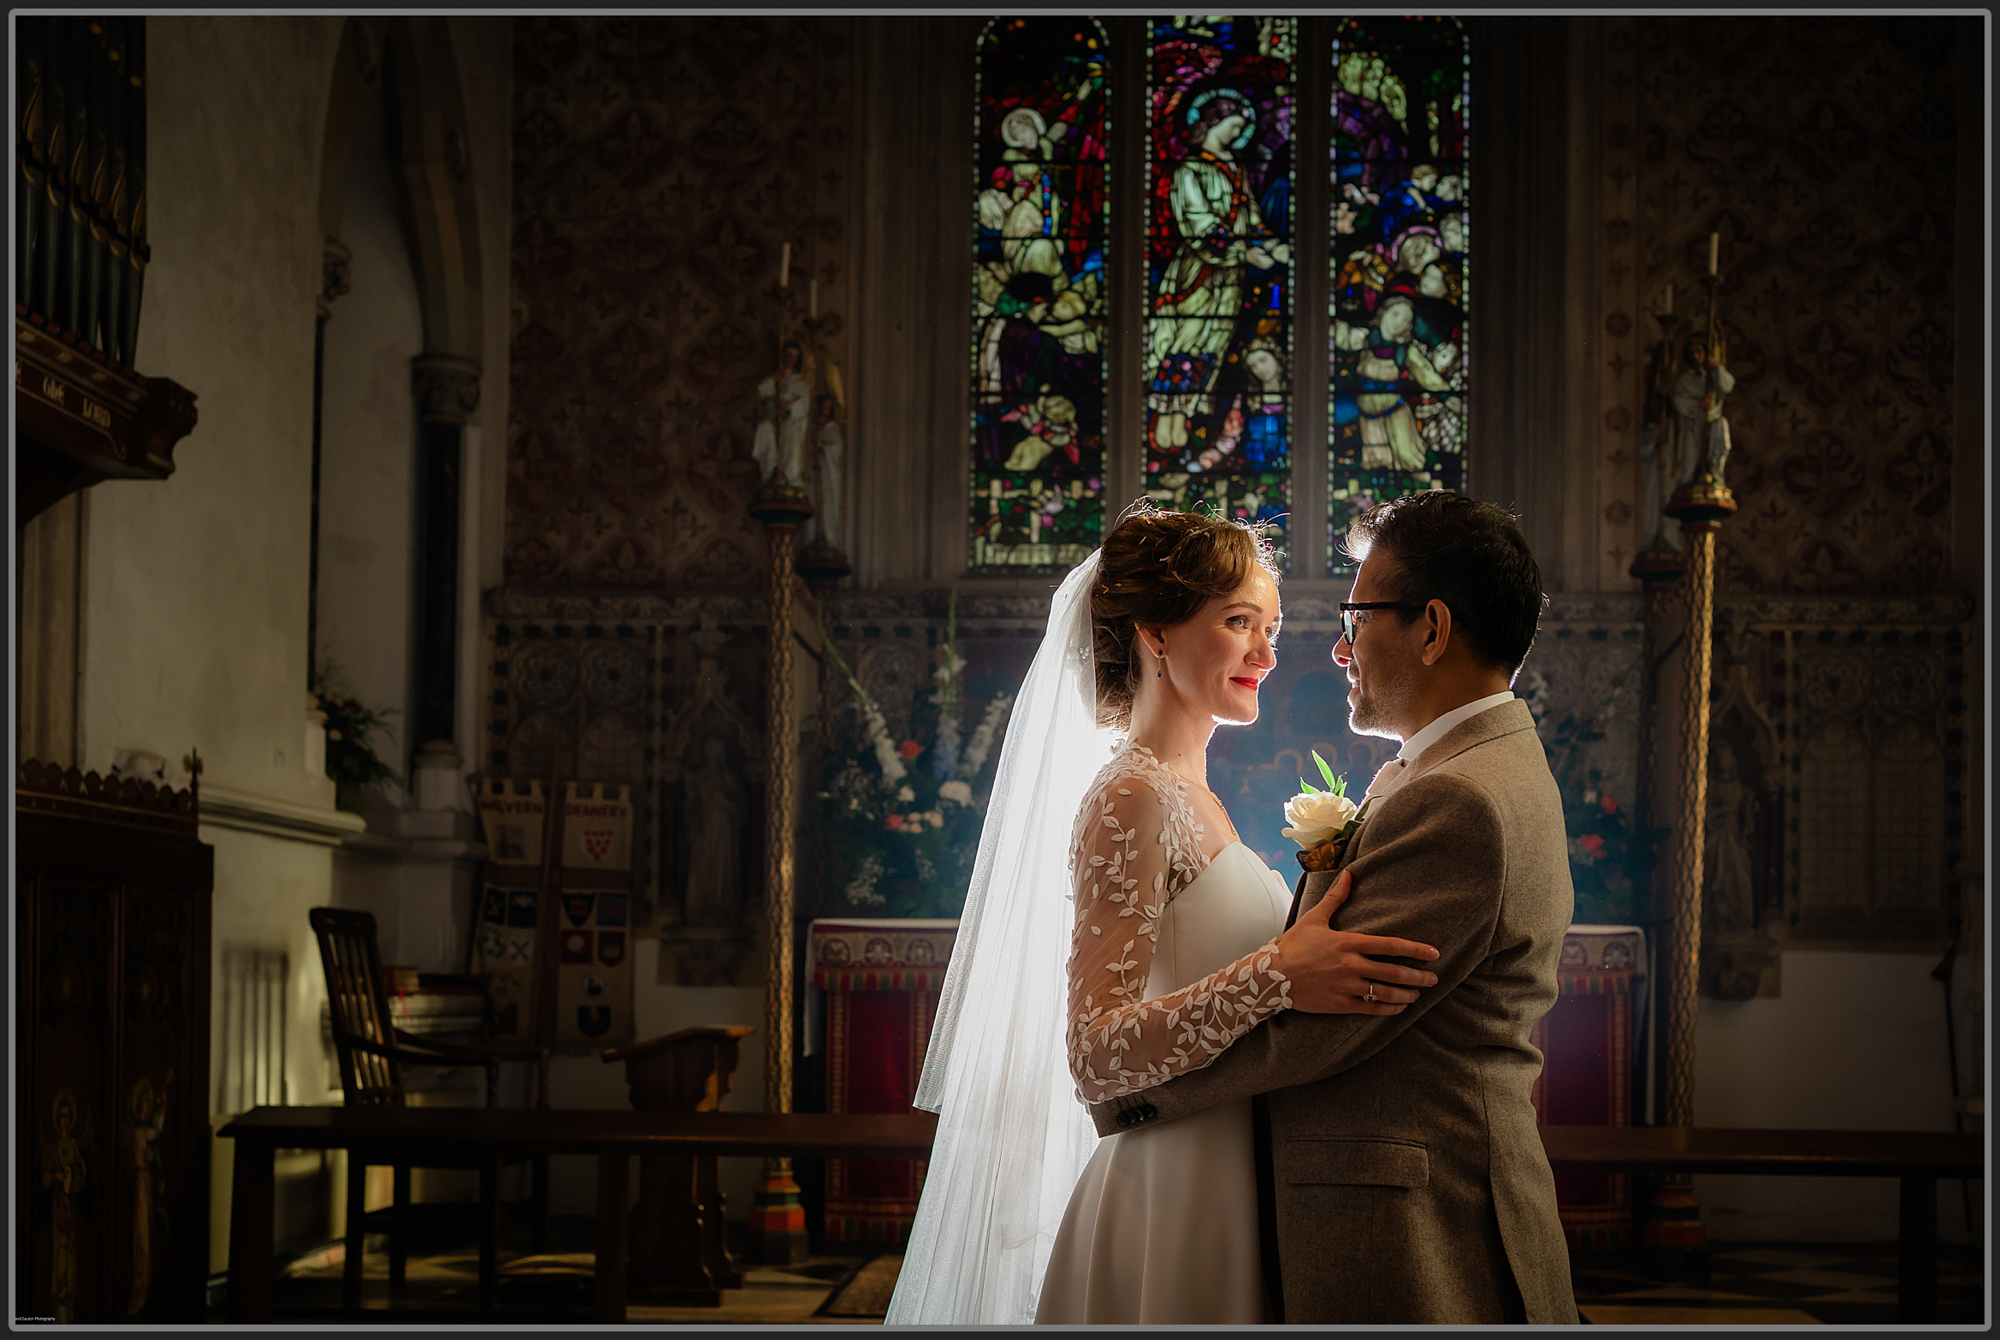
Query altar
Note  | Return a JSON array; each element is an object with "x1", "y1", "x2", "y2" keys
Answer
[
  {"x1": 804, "y1": 918, "x2": 958, "y2": 1245},
  {"x1": 1531, "y1": 924, "x2": 1649, "y2": 1250}
]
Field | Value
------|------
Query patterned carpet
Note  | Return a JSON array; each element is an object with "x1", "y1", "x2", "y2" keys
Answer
[{"x1": 1572, "y1": 1242, "x2": 1986, "y2": 1326}]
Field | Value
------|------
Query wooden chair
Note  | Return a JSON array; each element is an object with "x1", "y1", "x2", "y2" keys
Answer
[{"x1": 310, "y1": 907, "x2": 551, "y2": 1311}]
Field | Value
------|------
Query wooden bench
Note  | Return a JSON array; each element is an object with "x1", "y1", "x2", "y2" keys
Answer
[{"x1": 1539, "y1": 1125, "x2": 1983, "y2": 1322}]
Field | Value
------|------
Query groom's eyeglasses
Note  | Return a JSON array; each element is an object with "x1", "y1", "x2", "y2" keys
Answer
[{"x1": 1339, "y1": 601, "x2": 1427, "y2": 645}]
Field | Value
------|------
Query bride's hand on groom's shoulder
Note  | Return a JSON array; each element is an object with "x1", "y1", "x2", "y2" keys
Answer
[{"x1": 1273, "y1": 870, "x2": 1441, "y2": 1016}]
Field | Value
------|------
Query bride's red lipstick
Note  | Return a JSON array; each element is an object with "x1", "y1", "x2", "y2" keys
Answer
[{"x1": 1230, "y1": 676, "x2": 1260, "y2": 689}]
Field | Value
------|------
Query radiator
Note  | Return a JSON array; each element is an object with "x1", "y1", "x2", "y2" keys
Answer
[{"x1": 218, "y1": 946, "x2": 290, "y2": 1113}]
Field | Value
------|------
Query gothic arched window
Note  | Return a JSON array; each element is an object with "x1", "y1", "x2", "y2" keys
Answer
[
  {"x1": 969, "y1": 18, "x2": 1110, "y2": 569},
  {"x1": 963, "y1": 16, "x2": 1468, "y2": 577}
]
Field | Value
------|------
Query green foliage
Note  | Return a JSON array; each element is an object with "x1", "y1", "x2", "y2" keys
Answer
[
  {"x1": 1295, "y1": 749, "x2": 1348, "y2": 798},
  {"x1": 310, "y1": 662, "x2": 403, "y2": 805},
  {"x1": 1533, "y1": 659, "x2": 1668, "y2": 927}
]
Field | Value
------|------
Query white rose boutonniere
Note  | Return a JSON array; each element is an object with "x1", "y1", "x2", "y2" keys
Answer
[
  {"x1": 1282, "y1": 750, "x2": 1375, "y2": 872},
  {"x1": 1282, "y1": 788, "x2": 1359, "y2": 851}
]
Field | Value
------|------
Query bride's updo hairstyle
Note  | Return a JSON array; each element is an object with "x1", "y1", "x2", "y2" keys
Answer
[{"x1": 1090, "y1": 500, "x2": 1280, "y2": 732}]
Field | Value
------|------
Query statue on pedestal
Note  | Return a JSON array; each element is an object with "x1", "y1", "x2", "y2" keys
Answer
[
  {"x1": 1670, "y1": 332, "x2": 1734, "y2": 489},
  {"x1": 752, "y1": 340, "x2": 810, "y2": 487},
  {"x1": 1639, "y1": 327, "x2": 1735, "y2": 550}
]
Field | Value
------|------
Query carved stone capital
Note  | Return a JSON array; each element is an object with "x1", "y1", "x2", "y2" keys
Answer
[
  {"x1": 318, "y1": 237, "x2": 353, "y2": 320},
  {"x1": 411, "y1": 353, "x2": 481, "y2": 425}
]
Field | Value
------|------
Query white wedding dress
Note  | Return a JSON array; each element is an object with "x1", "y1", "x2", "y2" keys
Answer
[{"x1": 1034, "y1": 744, "x2": 1295, "y2": 1324}]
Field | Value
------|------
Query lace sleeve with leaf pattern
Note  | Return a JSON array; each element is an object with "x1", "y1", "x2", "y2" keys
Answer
[{"x1": 1063, "y1": 747, "x2": 1292, "y2": 1104}]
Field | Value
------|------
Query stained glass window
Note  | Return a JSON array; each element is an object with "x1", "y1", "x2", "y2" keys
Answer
[
  {"x1": 970, "y1": 18, "x2": 1110, "y2": 569},
  {"x1": 1327, "y1": 18, "x2": 1469, "y2": 570},
  {"x1": 1142, "y1": 17, "x2": 1296, "y2": 556}
]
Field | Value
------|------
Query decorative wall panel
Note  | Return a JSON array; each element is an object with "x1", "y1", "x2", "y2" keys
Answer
[
  {"x1": 1635, "y1": 17, "x2": 1959, "y2": 594},
  {"x1": 1593, "y1": 19, "x2": 1644, "y2": 586},
  {"x1": 508, "y1": 17, "x2": 853, "y2": 589},
  {"x1": 481, "y1": 620, "x2": 666, "y2": 932}
]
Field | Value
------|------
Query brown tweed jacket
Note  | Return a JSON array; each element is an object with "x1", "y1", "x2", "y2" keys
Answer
[{"x1": 1088, "y1": 699, "x2": 1578, "y2": 1325}]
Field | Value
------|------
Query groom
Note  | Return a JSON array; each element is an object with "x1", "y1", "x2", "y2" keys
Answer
[{"x1": 1090, "y1": 491, "x2": 1578, "y2": 1324}]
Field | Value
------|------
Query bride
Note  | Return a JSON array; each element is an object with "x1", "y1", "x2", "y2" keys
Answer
[{"x1": 887, "y1": 504, "x2": 1440, "y2": 1325}]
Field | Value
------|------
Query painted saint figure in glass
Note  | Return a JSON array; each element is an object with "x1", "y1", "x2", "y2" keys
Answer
[
  {"x1": 1143, "y1": 16, "x2": 1296, "y2": 547},
  {"x1": 970, "y1": 18, "x2": 1109, "y2": 569},
  {"x1": 1328, "y1": 18, "x2": 1470, "y2": 570}
]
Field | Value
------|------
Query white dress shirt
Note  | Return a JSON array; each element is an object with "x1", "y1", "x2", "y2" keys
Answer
[{"x1": 1398, "y1": 690, "x2": 1518, "y2": 766}]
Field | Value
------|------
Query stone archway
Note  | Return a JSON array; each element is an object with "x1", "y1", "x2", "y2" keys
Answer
[{"x1": 315, "y1": 16, "x2": 485, "y2": 761}]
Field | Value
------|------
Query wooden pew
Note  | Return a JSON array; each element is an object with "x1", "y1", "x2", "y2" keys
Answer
[{"x1": 1539, "y1": 1125, "x2": 1983, "y2": 1322}]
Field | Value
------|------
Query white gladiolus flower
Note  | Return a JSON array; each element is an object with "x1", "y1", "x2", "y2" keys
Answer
[
  {"x1": 897, "y1": 785, "x2": 916, "y2": 803},
  {"x1": 938, "y1": 780, "x2": 973, "y2": 805},
  {"x1": 859, "y1": 695, "x2": 907, "y2": 783},
  {"x1": 1282, "y1": 789, "x2": 1361, "y2": 850},
  {"x1": 958, "y1": 692, "x2": 1014, "y2": 778}
]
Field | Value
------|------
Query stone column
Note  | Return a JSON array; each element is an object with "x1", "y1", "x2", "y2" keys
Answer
[{"x1": 410, "y1": 353, "x2": 481, "y2": 756}]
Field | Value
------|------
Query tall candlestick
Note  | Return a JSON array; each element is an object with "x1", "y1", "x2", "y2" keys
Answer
[
  {"x1": 779, "y1": 242, "x2": 791, "y2": 289},
  {"x1": 809, "y1": 280, "x2": 818, "y2": 319},
  {"x1": 1662, "y1": 282, "x2": 1674, "y2": 316},
  {"x1": 1707, "y1": 232, "x2": 1718, "y2": 276}
]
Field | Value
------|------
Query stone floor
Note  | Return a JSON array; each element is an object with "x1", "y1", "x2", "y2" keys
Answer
[
  {"x1": 237, "y1": 1213, "x2": 888, "y2": 1324},
  {"x1": 235, "y1": 1219, "x2": 1986, "y2": 1325},
  {"x1": 1572, "y1": 1242, "x2": 1986, "y2": 1326}
]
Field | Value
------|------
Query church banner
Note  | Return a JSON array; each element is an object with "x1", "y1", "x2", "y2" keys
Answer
[
  {"x1": 470, "y1": 778, "x2": 636, "y2": 1049},
  {"x1": 551, "y1": 783, "x2": 635, "y2": 1048},
  {"x1": 562, "y1": 785, "x2": 633, "y2": 871},
  {"x1": 477, "y1": 780, "x2": 551, "y2": 866}
]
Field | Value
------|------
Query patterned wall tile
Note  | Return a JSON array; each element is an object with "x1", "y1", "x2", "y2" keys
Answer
[
  {"x1": 1635, "y1": 16, "x2": 1957, "y2": 594},
  {"x1": 1595, "y1": 18, "x2": 1644, "y2": 586},
  {"x1": 507, "y1": 17, "x2": 853, "y2": 590}
]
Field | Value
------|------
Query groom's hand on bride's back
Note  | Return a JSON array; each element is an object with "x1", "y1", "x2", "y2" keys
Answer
[{"x1": 1273, "y1": 869, "x2": 1440, "y2": 1015}]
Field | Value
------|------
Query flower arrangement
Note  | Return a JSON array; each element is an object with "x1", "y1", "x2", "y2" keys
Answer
[
  {"x1": 310, "y1": 663, "x2": 403, "y2": 814},
  {"x1": 1521, "y1": 659, "x2": 1666, "y2": 926},
  {"x1": 815, "y1": 588, "x2": 1014, "y2": 918}
]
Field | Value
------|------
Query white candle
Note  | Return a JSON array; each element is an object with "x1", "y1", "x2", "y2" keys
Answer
[
  {"x1": 809, "y1": 280, "x2": 818, "y2": 319},
  {"x1": 779, "y1": 242, "x2": 791, "y2": 288},
  {"x1": 1662, "y1": 283, "x2": 1674, "y2": 316},
  {"x1": 1707, "y1": 232, "x2": 1718, "y2": 276}
]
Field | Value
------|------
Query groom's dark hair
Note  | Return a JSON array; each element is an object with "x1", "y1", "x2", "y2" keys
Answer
[{"x1": 1344, "y1": 491, "x2": 1546, "y2": 678}]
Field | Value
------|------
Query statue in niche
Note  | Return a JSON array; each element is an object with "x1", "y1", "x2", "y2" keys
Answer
[
  {"x1": 1703, "y1": 743, "x2": 1758, "y2": 934},
  {"x1": 682, "y1": 736, "x2": 747, "y2": 925},
  {"x1": 752, "y1": 340, "x2": 810, "y2": 487},
  {"x1": 809, "y1": 392, "x2": 844, "y2": 546}
]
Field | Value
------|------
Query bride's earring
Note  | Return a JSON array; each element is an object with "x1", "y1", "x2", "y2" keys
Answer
[{"x1": 1156, "y1": 647, "x2": 1165, "y2": 678}]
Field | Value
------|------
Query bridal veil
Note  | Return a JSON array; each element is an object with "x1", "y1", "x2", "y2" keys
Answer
[{"x1": 884, "y1": 550, "x2": 1112, "y2": 1325}]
